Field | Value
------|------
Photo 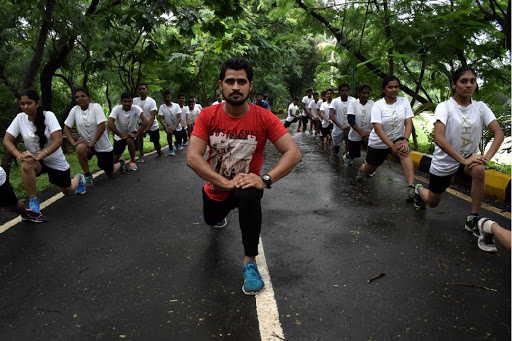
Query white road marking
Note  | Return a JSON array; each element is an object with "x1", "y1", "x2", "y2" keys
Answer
[{"x1": 256, "y1": 238, "x2": 285, "y2": 340}]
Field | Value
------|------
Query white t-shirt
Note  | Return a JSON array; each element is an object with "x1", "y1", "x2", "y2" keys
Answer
[
  {"x1": 320, "y1": 101, "x2": 331, "y2": 128},
  {"x1": 109, "y1": 105, "x2": 144, "y2": 141},
  {"x1": 347, "y1": 100, "x2": 374, "y2": 142},
  {"x1": 7, "y1": 111, "x2": 69, "y2": 171},
  {"x1": 179, "y1": 106, "x2": 189, "y2": 126},
  {"x1": 308, "y1": 100, "x2": 321, "y2": 118},
  {"x1": 64, "y1": 103, "x2": 112, "y2": 152},
  {"x1": 430, "y1": 98, "x2": 497, "y2": 176},
  {"x1": 158, "y1": 103, "x2": 183, "y2": 131},
  {"x1": 0, "y1": 167, "x2": 6, "y2": 186},
  {"x1": 368, "y1": 97, "x2": 413, "y2": 149},
  {"x1": 188, "y1": 107, "x2": 201, "y2": 123},
  {"x1": 133, "y1": 96, "x2": 159, "y2": 131},
  {"x1": 329, "y1": 96, "x2": 355, "y2": 134},
  {"x1": 302, "y1": 96, "x2": 313, "y2": 116},
  {"x1": 212, "y1": 101, "x2": 224, "y2": 105},
  {"x1": 195, "y1": 103, "x2": 202, "y2": 111},
  {"x1": 286, "y1": 103, "x2": 300, "y2": 122}
]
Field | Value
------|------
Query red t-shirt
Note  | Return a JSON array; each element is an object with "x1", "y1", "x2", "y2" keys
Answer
[{"x1": 192, "y1": 103, "x2": 288, "y2": 201}]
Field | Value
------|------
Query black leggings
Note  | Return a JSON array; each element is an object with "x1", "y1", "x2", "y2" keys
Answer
[{"x1": 203, "y1": 187, "x2": 264, "y2": 257}]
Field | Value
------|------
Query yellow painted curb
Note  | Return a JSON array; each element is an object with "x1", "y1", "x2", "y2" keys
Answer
[
  {"x1": 485, "y1": 169, "x2": 510, "y2": 202},
  {"x1": 410, "y1": 151, "x2": 423, "y2": 170}
]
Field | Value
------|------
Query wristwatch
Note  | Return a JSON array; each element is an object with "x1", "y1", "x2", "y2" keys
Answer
[{"x1": 261, "y1": 174, "x2": 272, "y2": 189}]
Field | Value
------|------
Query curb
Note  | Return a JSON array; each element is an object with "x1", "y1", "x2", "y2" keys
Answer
[{"x1": 408, "y1": 151, "x2": 511, "y2": 202}]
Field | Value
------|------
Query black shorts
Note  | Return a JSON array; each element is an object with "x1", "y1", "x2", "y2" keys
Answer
[
  {"x1": 301, "y1": 116, "x2": 309, "y2": 125},
  {"x1": 113, "y1": 132, "x2": 136, "y2": 156},
  {"x1": 284, "y1": 118, "x2": 299, "y2": 128},
  {"x1": 38, "y1": 161, "x2": 72, "y2": 188},
  {"x1": 428, "y1": 164, "x2": 466, "y2": 194},
  {"x1": 145, "y1": 129, "x2": 160, "y2": 143},
  {"x1": 0, "y1": 180, "x2": 19, "y2": 207},
  {"x1": 347, "y1": 139, "x2": 364, "y2": 159},
  {"x1": 88, "y1": 148, "x2": 114, "y2": 174},
  {"x1": 365, "y1": 146, "x2": 392, "y2": 166}
]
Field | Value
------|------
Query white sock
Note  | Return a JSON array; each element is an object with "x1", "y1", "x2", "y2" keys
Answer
[{"x1": 483, "y1": 220, "x2": 495, "y2": 234}]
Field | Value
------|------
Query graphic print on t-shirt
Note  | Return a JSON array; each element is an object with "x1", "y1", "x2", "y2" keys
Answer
[
  {"x1": 460, "y1": 110, "x2": 473, "y2": 156},
  {"x1": 208, "y1": 130, "x2": 258, "y2": 191}
]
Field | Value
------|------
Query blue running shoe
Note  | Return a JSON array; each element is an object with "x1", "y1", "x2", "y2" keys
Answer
[
  {"x1": 29, "y1": 198, "x2": 40, "y2": 213},
  {"x1": 213, "y1": 218, "x2": 227, "y2": 229},
  {"x1": 242, "y1": 262, "x2": 264, "y2": 295},
  {"x1": 168, "y1": 149, "x2": 175, "y2": 156},
  {"x1": 75, "y1": 174, "x2": 86, "y2": 195}
]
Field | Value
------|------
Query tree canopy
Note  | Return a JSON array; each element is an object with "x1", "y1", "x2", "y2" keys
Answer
[{"x1": 0, "y1": 0, "x2": 509, "y2": 133}]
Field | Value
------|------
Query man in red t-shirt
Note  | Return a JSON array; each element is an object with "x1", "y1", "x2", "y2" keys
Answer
[{"x1": 187, "y1": 57, "x2": 301, "y2": 295}]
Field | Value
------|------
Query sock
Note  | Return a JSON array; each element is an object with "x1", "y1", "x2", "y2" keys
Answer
[
  {"x1": 30, "y1": 196, "x2": 38, "y2": 201},
  {"x1": 482, "y1": 220, "x2": 495, "y2": 234},
  {"x1": 408, "y1": 185, "x2": 415, "y2": 188},
  {"x1": 468, "y1": 214, "x2": 479, "y2": 222}
]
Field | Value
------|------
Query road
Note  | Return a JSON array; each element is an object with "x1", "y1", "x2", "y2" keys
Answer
[{"x1": 0, "y1": 129, "x2": 510, "y2": 340}]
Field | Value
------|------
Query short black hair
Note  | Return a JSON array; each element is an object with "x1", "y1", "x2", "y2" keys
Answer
[
  {"x1": 178, "y1": 94, "x2": 186, "y2": 98},
  {"x1": 256, "y1": 92, "x2": 264, "y2": 97},
  {"x1": 306, "y1": 88, "x2": 313, "y2": 92},
  {"x1": 325, "y1": 88, "x2": 334, "y2": 93},
  {"x1": 358, "y1": 83, "x2": 372, "y2": 92},
  {"x1": 313, "y1": 91, "x2": 319, "y2": 96},
  {"x1": 74, "y1": 87, "x2": 90, "y2": 97},
  {"x1": 121, "y1": 92, "x2": 133, "y2": 100},
  {"x1": 338, "y1": 83, "x2": 350, "y2": 91},
  {"x1": 320, "y1": 91, "x2": 327, "y2": 96},
  {"x1": 137, "y1": 82, "x2": 148, "y2": 89},
  {"x1": 219, "y1": 57, "x2": 253, "y2": 82},
  {"x1": 293, "y1": 96, "x2": 299, "y2": 101}
]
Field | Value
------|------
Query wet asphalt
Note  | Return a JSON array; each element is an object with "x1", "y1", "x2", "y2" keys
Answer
[{"x1": 0, "y1": 128, "x2": 510, "y2": 341}]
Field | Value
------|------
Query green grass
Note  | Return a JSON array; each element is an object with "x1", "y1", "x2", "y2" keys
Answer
[{"x1": 7, "y1": 129, "x2": 174, "y2": 200}]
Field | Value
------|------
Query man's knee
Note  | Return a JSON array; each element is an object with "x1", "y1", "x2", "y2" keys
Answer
[
  {"x1": 471, "y1": 164, "x2": 486, "y2": 181},
  {"x1": 235, "y1": 187, "x2": 263, "y2": 204},
  {"x1": 76, "y1": 143, "x2": 89, "y2": 155}
]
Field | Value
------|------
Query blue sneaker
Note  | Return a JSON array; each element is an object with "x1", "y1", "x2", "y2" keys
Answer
[
  {"x1": 29, "y1": 198, "x2": 40, "y2": 213},
  {"x1": 343, "y1": 153, "x2": 352, "y2": 166},
  {"x1": 242, "y1": 262, "x2": 265, "y2": 295},
  {"x1": 75, "y1": 174, "x2": 86, "y2": 195},
  {"x1": 213, "y1": 218, "x2": 227, "y2": 229},
  {"x1": 168, "y1": 149, "x2": 175, "y2": 156}
]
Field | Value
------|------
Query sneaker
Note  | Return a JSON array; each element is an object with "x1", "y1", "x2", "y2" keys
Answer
[
  {"x1": 137, "y1": 155, "x2": 145, "y2": 163},
  {"x1": 407, "y1": 185, "x2": 415, "y2": 201},
  {"x1": 119, "y1": 159, "x2": 125, "y2": 173},
  {"x1": 356, "y1": 168, "x2": 366, "y2": 182},
  {"x1": 29, "y1": 198, "x2": 40, "y2": 213},
  {"x1": 309, "y1": 129, "x2": 313, "y2": 134},
  {"x1": 129, "y1": 162, "x2": 137, "y2": 171},
  {"x1": 343, "y1": 154, "x2": 352, "y2": 166},
  {"x1": 414, "y1": 184, "x2": 427, "y2": 209},
  {"x1": 297, "y1": 129, "x2": 302, "y2": 132},
  {"x1": 168, "y1": 149, "x2": 175, "y2": 156},
  {"x1": 465, "y1": 215, "x2": 480, "y2": 237},
  {"x1": 212, "y1": 218, "x2": 227, "y2": 229},
  {"x1": 477, "y1": 218, "x2": 498, "y2": 252},
  {"x1": 182, "y1": 142, "x2": 188, "y2": 146},
  {"x1": 84, "y1": 174, "x2": 94, "y2": 186},
  {"x1": 21, "y1": 209, "x2": 47, "y2": 223},
  {"x1": 176, "y1": 144, "x2": 184, "y2": 151},
  {"x1": 75, "y1": 174, "x2": 86, "y2": 195},
  {"x1": 242, "y1": 262, "x2": 265, "y2": 295}
]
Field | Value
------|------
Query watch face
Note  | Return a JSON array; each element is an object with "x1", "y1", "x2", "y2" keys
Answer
[{"x1": 262, "y1": 175, "x2": 270, "y2": 181}]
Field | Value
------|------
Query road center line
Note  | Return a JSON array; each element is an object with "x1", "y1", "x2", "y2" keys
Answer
[{"x1": 256, "y1": 237, "x2": 285, "y2": 340}]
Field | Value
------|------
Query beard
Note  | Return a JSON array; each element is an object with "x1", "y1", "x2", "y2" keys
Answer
[{"x1": 223, "y1": 91, "x2": 249, "y2": 106}]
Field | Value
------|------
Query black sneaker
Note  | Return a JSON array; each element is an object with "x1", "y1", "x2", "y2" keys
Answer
[
  {"x1": 465, "y1": 215, "x2": 480, "y2": 237},
  {"x1": 477, "y1": 218, "x2": 497, "y2": 252},
  {"x1": 414, "y1": 184, "x2": 427, "y2": 209},
  {"x1": 119, "y1": 159, "x2": 125, "y2": 173},
  {"x1": 21, "y1": 209, "x2": 47, "y2": 223}
]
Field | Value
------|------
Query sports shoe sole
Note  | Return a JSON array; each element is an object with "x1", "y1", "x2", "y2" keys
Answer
[
  {"x1": 242, "y1": 284, "x2": 264, "y2": 295},
  {"x1": 465, "y1": 224, "x2": 479, "y2": 237},
  {"x1": 21, "y1": 217, "x2": 46, "y2": 223}
]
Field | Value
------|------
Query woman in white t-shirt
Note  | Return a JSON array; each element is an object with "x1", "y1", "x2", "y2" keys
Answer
[
  {"x1": 3, "y1": 89, "x2": 86, "y2": 216},
  {"x1": 414, "y1": 66, "x2": 504, "y2": 251},
  {"x1": 63, "y1": 88, "x2": 124, "y2": 186},
  {"x1": 356, "y1": 75, "x2": 416, "y2": 201}
]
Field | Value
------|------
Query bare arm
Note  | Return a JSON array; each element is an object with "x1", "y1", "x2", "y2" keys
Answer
[
  {"x1": 135, "y1": 113, "x2": 149, "y2": 138},
  {"x1": 63, "y1": 124, "x2": 77, "y2": 146},
  {"x1": 483, "y1": 120, "x2": 504, "y2": 162},
  {"x1": 146, "y1": 110, "x2": 157, "y2": 131},
  {"x1": 329, "y1": 108, "x2": 343, "y2": 130},
  {"x1": 235, "y1": 132, "x2": 301, "y2": 189},
  {"x1": 108, "y1": 117, "x2": 125, "y2": 139}
]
